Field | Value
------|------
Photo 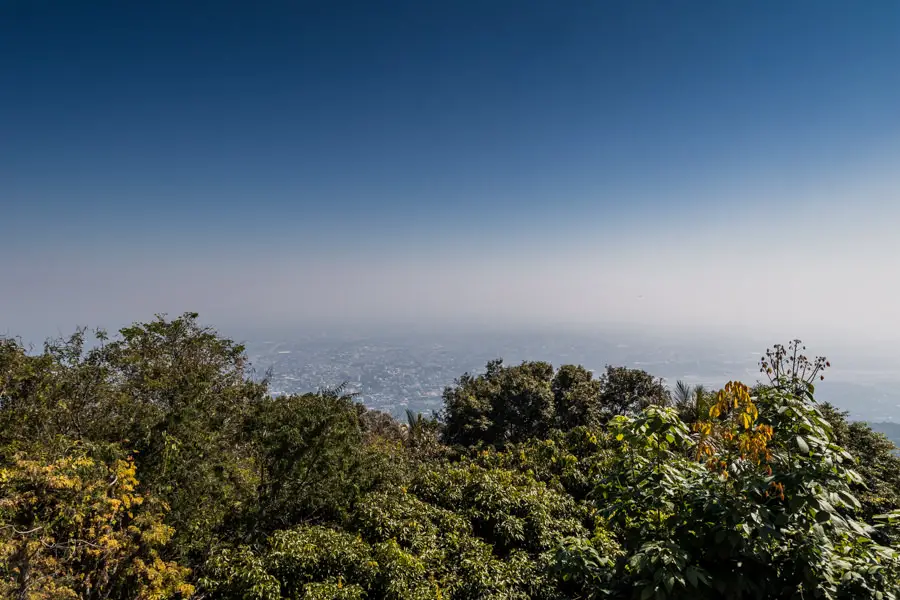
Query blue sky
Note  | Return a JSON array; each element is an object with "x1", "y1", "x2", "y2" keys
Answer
[{"x1": 2, "y1": 0, "x2": 899, "y2": 344}]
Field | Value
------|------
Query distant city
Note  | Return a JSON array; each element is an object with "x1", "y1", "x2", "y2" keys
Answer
[{"x1": 242, "y1": 331, "x2": 900, "y2": 425}]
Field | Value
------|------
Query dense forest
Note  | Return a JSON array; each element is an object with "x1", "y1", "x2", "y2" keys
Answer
[{"x1": 1, "y1": 313, "x2": 899, "y2": 599}]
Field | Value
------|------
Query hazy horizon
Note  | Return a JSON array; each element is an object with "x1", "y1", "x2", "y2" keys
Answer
[{"x1": 3, "y1": 1, "x2": 899, "y2": 352}]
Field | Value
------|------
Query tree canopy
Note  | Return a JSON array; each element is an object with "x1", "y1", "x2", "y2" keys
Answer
[{"x1": 1, "y1": 317, "x2": 898, "y2": 599}]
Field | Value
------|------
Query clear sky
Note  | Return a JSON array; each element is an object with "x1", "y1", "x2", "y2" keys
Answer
[{"x1": 2, "y1": 0, "x2": 899, "y2": 346}]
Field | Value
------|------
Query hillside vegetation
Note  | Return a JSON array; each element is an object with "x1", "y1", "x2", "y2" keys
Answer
[
  {"x1": 1, "y1": 313, "x2": 899, "y2": 599},
  {"x1": 870, "y1": 422, "x2": 900, "y2": 449}
]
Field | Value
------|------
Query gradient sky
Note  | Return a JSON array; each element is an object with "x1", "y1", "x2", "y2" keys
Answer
[{"x1": 2, "y1": 0, "x2": 899, "y2": 345}]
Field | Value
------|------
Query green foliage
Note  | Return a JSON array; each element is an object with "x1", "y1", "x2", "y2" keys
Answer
[
  {"x1": 244, "y1": 391, "x2": 392, "y2": 533},
  {"x1": 441, "y1": 360, "x2": 628, "y2": 447},
  {"x1": 201, "y1": 545, "x2": 281, "y2": 600},
  {"x1": 441, "y1": 360, "x2": 556, "y2": 447},
  {"x1": 597, "y1": 366, "x2": 671, "y2": 417},
  {"x1": 266, "y1": 526, "x2": 378, "y2": 596},
  {"x1": 413, "y1": 462, "x2": 593, "y2": 556},
  {"x1": 360, "y1": 408, "x2": 406, "y2": 443},
  {"x1": 466, "y1": 426, "x2": 614, "y2": 502},
  {"x1": 552, "y1": 365, "x2": 604, "y2": 430},
  {"x1": 820, "y1": 403, "x2": 900, "y2": 544},
  {"x1": 302, "y1": 582, "x2": 366, "y2": 600},
  {"x1": 0, "y1": 314, "x2": 266, "y2": 559},
  {"x1": 671, "y1": 381, "x2": 712, "y2": 424},
  {"x1": 549, "y1": 535, "x2": 616, "y2": 599},
  {"x1": 403, "y1": 410, "x2": 445, "y2": 460},
  {"x1": 869, "y1": 421, "x2": 900, "y2": 448},
  {"x1": 3, "y1": 318, "x2": 900, "y2": 600},
  {"x1": 594, "y1": 382, "x2": 900, "y2": 599}
]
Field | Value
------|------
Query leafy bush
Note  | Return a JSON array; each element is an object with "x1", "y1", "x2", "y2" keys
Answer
[{"x1": 3, "y1": 317, "x2": 899, "y2": 599}]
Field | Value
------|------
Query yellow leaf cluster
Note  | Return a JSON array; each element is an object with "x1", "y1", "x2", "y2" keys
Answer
[
  {"x1": 692, "y1": 381, "x2": 774, "y2": 476},
  {"x1": 0, "y1": 450, "x2": 192, "y2": 599}
]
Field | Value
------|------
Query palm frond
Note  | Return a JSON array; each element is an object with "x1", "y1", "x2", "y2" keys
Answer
[{"x1": 673, "y1": 380, "x2": 693, "y2": 406}]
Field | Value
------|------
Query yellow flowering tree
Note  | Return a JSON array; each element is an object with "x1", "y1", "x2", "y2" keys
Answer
[{"x1": 0, "y1": 444, "x2": 193, "y2": 599}]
